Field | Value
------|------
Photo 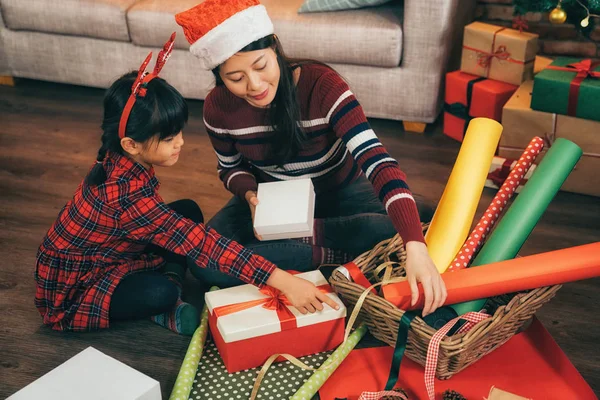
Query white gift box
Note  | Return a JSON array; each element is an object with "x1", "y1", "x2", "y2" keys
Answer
[
  {"x1": 205, "y1": 270, "x2": 346, "y2": 372},
  {"x1": 8, "y1": 347, "x2": 161, "y2": 400},
  {"x1": 253, "y1": 178, "x2": 315, "y2": 241},
  {"x1": 485, "y1": 155, "x2": 536, "y2": 193}
]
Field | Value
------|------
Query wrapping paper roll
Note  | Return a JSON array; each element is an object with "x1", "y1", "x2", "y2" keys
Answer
[
  {"x1": 168, "y1": 287, "x2": 218, "y2": 400},
  {"x1": 289, "y1": 324, "x2": 368, "y2": 400},
  {"x1": 451, "y1": 138, "x2": 583, "y2": 315},
  {"x1": 425, "y1": 118, "x2": 503, "y2": 273},
  {"x1": 447, "y1": 137, "x2": 544, "y2": 271},
  {"x1": 381, "y1": 242, "x2": 600, "y2": 310}
]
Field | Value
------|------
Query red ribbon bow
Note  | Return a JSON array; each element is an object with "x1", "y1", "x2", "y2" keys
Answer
[
  {"x1": 512, "y1": 16, "x2": 529, "y2": 33},
  {"x1": 487, "y1": 159, "x2": 513, "y2": 187},
  {"x1": 477, "y1": 44, "x2": 511, "y2": 68},
  {"x1": 546, "y1": 59, "x2": 600, "y2": 117},
  {"x1": 213, "y1": 282, "x2": 334, "y2": 332},
  {"x1": 566, "y1": 59, "x2": 600, "y2": 79}
]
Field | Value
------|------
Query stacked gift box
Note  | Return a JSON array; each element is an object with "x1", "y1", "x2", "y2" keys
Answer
[
  {"x1": 501, "y1": 59, "x2": 600, "y2": 198},
  {"x1": 443, "y1": 21, "x2": 538, "y2": 143},
  {"x1": 444, "y1": 21, "x2": 600, "y2": 198}
]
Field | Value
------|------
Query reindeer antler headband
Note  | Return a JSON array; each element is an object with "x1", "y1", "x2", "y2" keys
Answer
[{"x1": 118, "y1": 32, "x2": 177, "y2": 139}]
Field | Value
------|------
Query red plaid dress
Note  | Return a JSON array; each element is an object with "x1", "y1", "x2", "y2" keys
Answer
[{"x1": 35, "y1": 151, "x2": 276, "y2": 332}]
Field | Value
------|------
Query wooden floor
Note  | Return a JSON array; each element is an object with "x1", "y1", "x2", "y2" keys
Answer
[{"x1": 1, "y1": 79, "x2": 599, "y2": 399}]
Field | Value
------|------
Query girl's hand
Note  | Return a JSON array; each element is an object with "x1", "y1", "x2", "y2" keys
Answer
[
  {"x1": 266, "y1": 269, "x2": 340, "y2": 314},
  {"x1": 244, "y1": 190, "x2": 262, "y2": 240},
  {"x1": 404, "y1": 241, "x2": 447, "y2": 317}
]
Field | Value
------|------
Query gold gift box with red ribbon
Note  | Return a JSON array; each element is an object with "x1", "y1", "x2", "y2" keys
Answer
[
  {"x1": 501, "y1": 80, "x2": 600, "y2": 197},
  {"x1": 461, "y1": 22, "x2": 538, "y2": 86},
  {"x1": 204, "y1": 270, "x2": 346, "y2": 373}
]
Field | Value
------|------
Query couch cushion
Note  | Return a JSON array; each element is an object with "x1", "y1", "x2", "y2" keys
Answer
[
  {"x1": 127, "y1": 0, "x2": 403, "y2": 68},
  {"x1": 1, "y1": 0, "x2": 138, "y2": 42},
  {"x1": 298, "y1": 0, "x2": 392, "y2": 13}
]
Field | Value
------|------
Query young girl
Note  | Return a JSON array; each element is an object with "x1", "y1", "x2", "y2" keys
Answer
[
  {"x1": 176, "y1": 0, "x2": 447, "y2": 317},
  {"x1": 34, "y1": 34, "x2": 339, "y2": 335}
]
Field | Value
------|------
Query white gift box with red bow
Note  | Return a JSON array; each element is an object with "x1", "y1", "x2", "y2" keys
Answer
[{"x1": 205, "y1": 270, "x2": 346, "y2": 372}]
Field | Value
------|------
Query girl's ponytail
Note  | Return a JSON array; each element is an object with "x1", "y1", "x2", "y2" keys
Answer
[{"x1": 84, "y1": 142, "x2": 109, "y2": 186}]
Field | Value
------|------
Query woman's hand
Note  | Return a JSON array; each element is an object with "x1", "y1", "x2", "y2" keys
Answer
[
  {"x1": 266, "y1": 269, "x2": 340, "y2": 314},
  {"x1": 404, "y1": 241, "x2": 447, "y2": 316},
  {"x1": 245, "y1": 190, "x2": 262, "y2": 240}
]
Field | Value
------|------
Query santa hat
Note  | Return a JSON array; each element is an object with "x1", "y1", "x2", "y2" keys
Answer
[{"x1": 175, "y1": 0, "x2": 274, "y2": 70}]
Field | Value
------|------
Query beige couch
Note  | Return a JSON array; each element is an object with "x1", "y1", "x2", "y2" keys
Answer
[{"x1": 0, "y1": 0, "x2": 474, "y2": 123}]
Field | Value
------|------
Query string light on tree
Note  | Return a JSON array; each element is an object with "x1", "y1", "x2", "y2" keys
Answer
[
  {"x1": 513, "y1": 0, "x2": 600, "y2": 36},
  {"x1": 574, "y1": 0, "x2": 600, "y2": 26}
]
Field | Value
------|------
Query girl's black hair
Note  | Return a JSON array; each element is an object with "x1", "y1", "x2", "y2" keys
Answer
[
  {"x1": 212, "y1": 34, "x2": 331, "y2": 167},
  {"x1": 85, "y1": 71, "x2": 188, "y2": 185}
]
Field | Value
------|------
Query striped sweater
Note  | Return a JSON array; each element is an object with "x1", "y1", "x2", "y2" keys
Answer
[{"x1": 203, "y1": 63, "x2": 424, "y2": 244}]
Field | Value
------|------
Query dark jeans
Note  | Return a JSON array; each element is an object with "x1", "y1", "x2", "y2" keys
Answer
[
  {"x1": 189, "y1": 177, "x2": 434, "y2": 289},
  {"x1": 110, "y1": 199, "x2": 203, "y2": 320}
]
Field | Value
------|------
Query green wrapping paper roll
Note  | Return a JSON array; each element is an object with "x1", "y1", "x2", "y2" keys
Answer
[
  {"x1": 451, "y1": 138, "x2": 582, "y2": 315},
  {"x1": 169, "y1": 287, "x2": 219, "y2": 400},
  {"x1": 289, "y1": 324, "x2": 368, "y2": 400}
]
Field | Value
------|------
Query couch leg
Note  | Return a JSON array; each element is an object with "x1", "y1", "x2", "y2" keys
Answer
[
  {"x1": 402, "y1": 121, "x2": 427, "y2": 133},
  {"x1": 0, "y1": 76, "x2": 15, "y2": 86}
]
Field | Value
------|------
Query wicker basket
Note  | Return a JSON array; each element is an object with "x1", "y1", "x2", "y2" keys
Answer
[{"x1": 329, "y1": 227, "x2": 561, "y2": 379}]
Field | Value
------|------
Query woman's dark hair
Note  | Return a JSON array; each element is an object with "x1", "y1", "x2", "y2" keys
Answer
[
  {"x1": 85, "y1": 71, "x2": 188, "y2": 185},
  {"x1": 212, "y1": 34, "x2": 330, "y2": 167}
]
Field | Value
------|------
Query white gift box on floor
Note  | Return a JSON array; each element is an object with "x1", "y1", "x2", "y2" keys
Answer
[
  {"x1": 485, "y1": 155, "x2": 536, "y2": 193},
  {"x1": 205, "y1": 270, "x2": 346, "y2": 373},
  {"x1": 8, "y1": 347, "x2": 161, "y2": 400},
  {"x1": 253, "y1": 178, "x2": 315, "y2": 241}
]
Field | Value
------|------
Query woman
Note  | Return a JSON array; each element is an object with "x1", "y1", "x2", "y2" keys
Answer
[{"x1": 176, "y1": 0, "x2": 446, "y2": 316}]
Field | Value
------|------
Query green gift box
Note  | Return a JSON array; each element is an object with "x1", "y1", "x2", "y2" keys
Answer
[{"x1": 531, "y1": 57, "x2": 600, "y2": 122}]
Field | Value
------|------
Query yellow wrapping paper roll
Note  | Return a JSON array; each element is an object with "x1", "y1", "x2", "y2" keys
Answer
[{"x1": 425, "y1": 118, "x2": 503, "y2": 273}]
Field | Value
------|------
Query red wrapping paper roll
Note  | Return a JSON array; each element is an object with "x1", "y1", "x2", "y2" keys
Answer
[{"x1": 382, "y1": 242, "x2": 600, "y2": 310}]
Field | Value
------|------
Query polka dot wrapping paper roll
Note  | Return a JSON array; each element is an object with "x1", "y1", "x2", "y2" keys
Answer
[{"x1": 446, "y1": 136, "x2": 544, "y2": 272}]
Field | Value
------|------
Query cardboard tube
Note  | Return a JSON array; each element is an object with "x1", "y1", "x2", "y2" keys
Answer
[
  {"x1": 381, "y1": 243, "x2": 600, "y2": 310},
  {"x1": 425, "y1": 118, "x2": 503, "y2": 272}
]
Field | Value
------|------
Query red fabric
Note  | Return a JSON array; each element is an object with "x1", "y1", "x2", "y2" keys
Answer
[
  {"x1": 318, "y1": 318, "x2": 597, "y2": 400},
  {"x1": 35, "y1": 152, "x2": 276, "y2": 332},
  {"x1": 209, "y1": 310, "x2": 344, "y2": 373},
  {"x1": 175, "y1": 0, "x2": 260, "y2": 45},
  {"x1": 381, "y1": 242, "x2": 600, "y2": 309},
  {"x1": 443, "y1": 71, "x2": 518, "y2": 142}
]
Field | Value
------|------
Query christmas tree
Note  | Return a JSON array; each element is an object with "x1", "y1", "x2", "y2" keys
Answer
[{"x1": 513, "y1": 0, "x2": 600, "y2": 36}]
